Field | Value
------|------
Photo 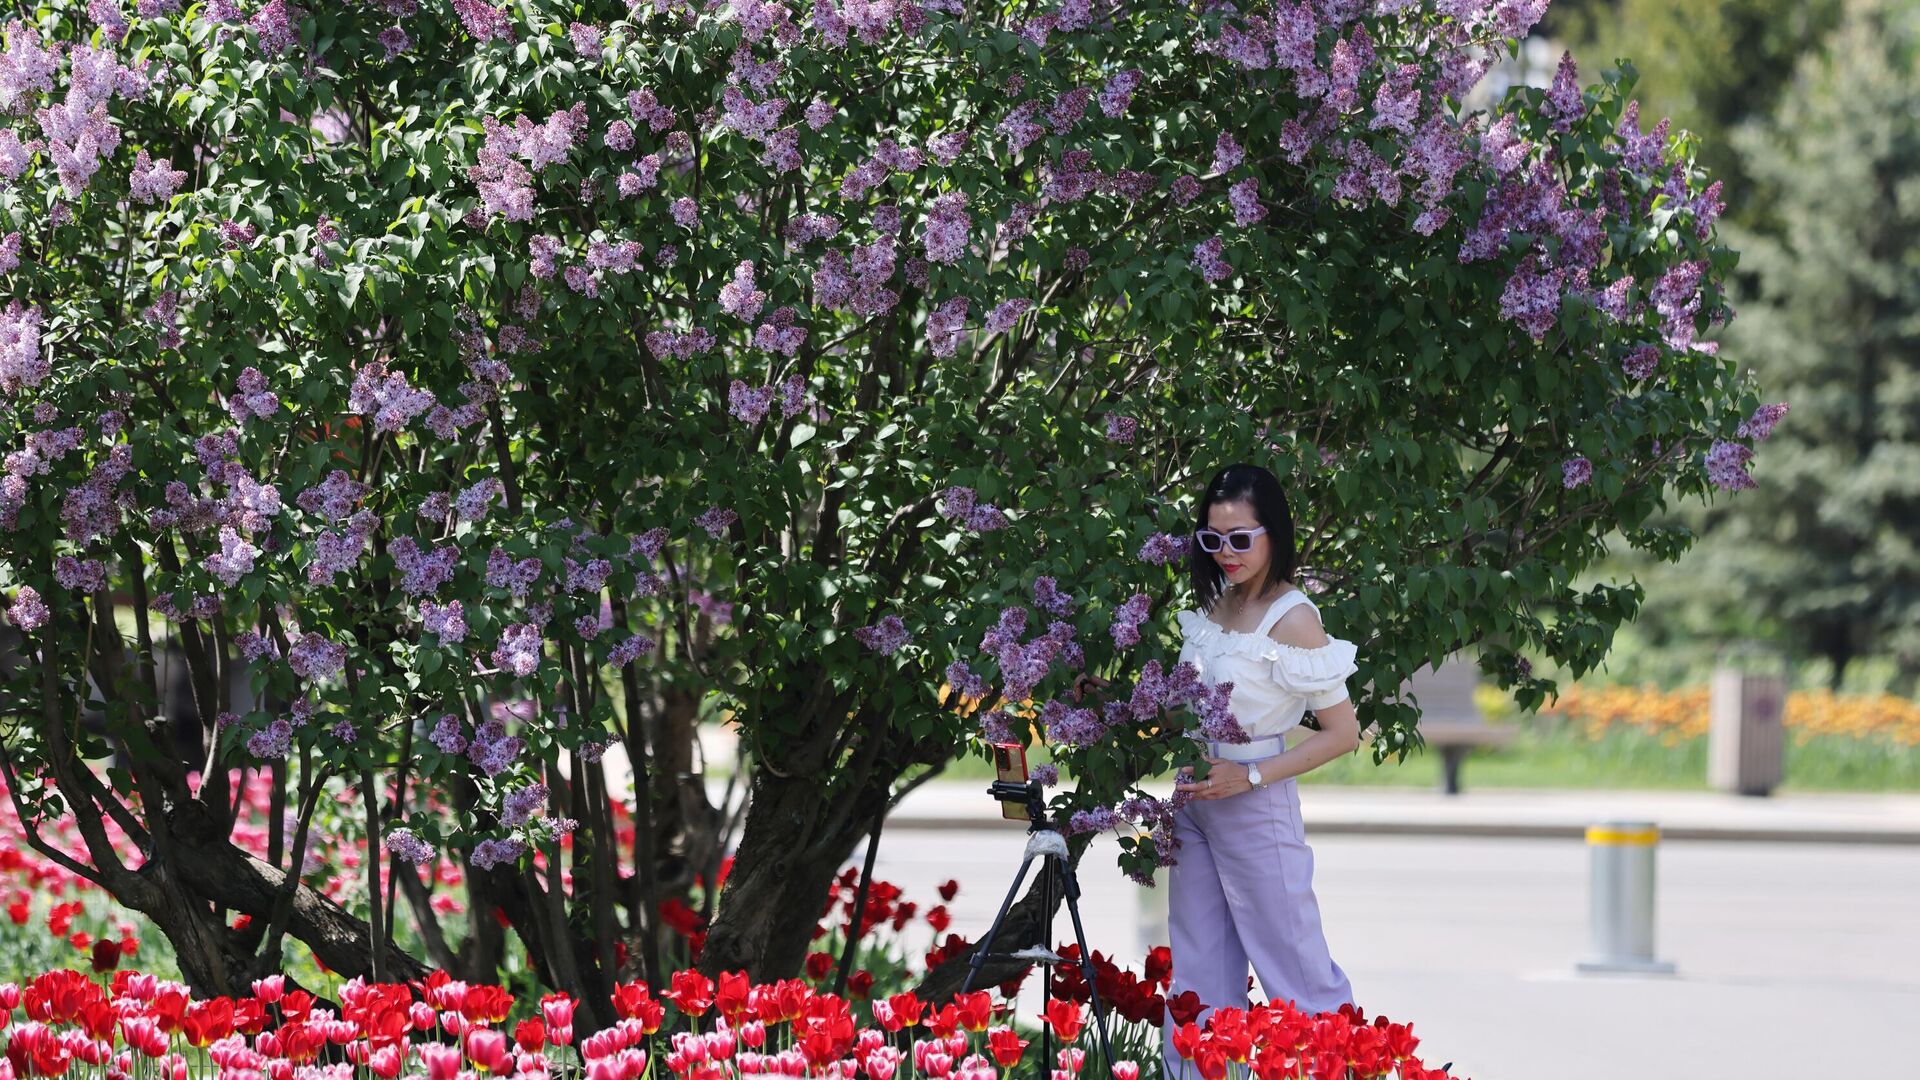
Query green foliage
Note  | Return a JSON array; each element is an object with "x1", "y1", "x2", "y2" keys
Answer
[
  {"x1": 1605, "y1": 0, "x2": 1920, "y2": 690},
  {"x1": 0, "y1": 0, "x2": 1759, "y2": 982},
  {"x1": 1545, "y1": 0, "x2": 1844, "y2": 226}
]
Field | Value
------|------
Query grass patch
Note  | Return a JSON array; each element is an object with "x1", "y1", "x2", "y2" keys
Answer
[{"x1": 907, "y1": 725, "x2": 1920, "y2": 792}]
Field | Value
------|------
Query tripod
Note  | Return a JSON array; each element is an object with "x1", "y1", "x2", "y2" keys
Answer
[{"x1": 963, "y1": 778, "x2": 1117, "y2": 1078}]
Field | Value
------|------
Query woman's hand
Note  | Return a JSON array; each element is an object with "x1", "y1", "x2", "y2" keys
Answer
[
  {"x1": 1070, "y1": 673, "x2": 1109, "y2": 703},
  {"x1": 1174, "y1": 757, "x2": 1252, "y2": 800}
]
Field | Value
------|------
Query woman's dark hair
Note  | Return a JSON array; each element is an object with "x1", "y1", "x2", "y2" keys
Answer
[{"x1": 1188, "y1": 463, "x2": 1297, "y2": 614}]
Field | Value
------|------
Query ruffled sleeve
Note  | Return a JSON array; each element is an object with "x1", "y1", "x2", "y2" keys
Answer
[{"x1": 1271, "y1": 637, "x2": 1359, "y2": 710}]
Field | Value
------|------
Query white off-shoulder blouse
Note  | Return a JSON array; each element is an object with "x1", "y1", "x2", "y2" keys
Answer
[{"x1": 1174, "y1": 589, "x2": 1359, "y2": 740}]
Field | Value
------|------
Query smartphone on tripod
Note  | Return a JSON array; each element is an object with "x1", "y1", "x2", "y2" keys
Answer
[{"x1": 993, "y1": 742, "x2": 1029, "y2": 820}]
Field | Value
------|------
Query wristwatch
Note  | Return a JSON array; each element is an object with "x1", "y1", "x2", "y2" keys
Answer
[{"x1": 1246, "y1": 761, "x2": 1266, "y2": 788}]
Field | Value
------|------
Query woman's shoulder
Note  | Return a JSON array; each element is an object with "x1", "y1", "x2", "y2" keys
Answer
[{"x1": 1265, "y1": 590, "x2": 1329, "y2": 649}]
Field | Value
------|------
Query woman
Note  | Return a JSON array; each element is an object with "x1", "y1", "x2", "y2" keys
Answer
[{"x1": 1159, "y1": 463, "x2": 1362, "y2": 1075}]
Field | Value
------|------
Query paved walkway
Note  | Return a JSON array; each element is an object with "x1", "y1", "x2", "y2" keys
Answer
[{"x1": 856, "y1": 829, "x2": 1920, "y2": 1080}]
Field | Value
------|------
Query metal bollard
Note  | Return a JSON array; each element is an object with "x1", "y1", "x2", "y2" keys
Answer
[{"x1": 1575, "y1": 821, "x2": 1676, "y2": 975}]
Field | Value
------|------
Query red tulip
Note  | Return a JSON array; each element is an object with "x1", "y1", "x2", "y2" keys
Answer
[
  {"x1": 716, "y1": 971, "x2": 751, "y2": 1021},
  {"x1": 1166, "y1": 990, "x2": 1204, "y2": 1028},
  {"x1": 611, "y1": 982, "x2": 653, "y2": 1021},
  {"x1": 462, "y1": 985, "x2": 513, "y2": 1024},
  {"x1": 663, "y1": 970, "x2": 714, "y2": 1016},
  {"x1": 1043, "y1": 999, "x2": 1085, "y2": 1043},
  {"x1": 846, "y1": 970, "x2": 874, "y2": 998},
  {"x1": 1249, "y1": 1049, "x2": 1303, "y2": 1080},
  {"x1": 46, "y1": 902, "x2": 77, "y2": 937},
  {"x1": 88, "y1": 939, "x2": 122, "y2": 974},
  {"x1": 920, "y1": 1003, "x2": 958, "y2": 1040},
  {"x1": 803, "y1": 952, "x2": 833, "y2": 980},
  {"x1": 953, "y1": 991, "x2": 993, "y2": 1033},
  {"x1": 987, "y1": 1027, "x2": 1028, "y2": 1068},
  {"x1": 149, "y1": 989, "x2": 187, "y2": 1034},
  {"x1": 281, "y1": 990, "x2": 315, "y2": 1022},
  {"x1": 891, "y1": 990, "x2": 928, "y2": 1029},
  {"x1": 1144, "y1": 947, "x2": 1172, "y2": 990},
  {"x1": 514, "y1": 1018, "x2": 547, "y2": 1053},
  {"x1": 938, "y1": 879, "x2": 959, "y2": 902},
  {"x1": 1170, "y1": 1022, "x2": 1203, "y2": 1062},
  {"x1": 182, "y1": 999, "x2": 234, "y2": 1048}
]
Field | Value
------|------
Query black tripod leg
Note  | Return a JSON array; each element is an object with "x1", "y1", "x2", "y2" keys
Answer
[
  {"x1": 1039, "y1": 859, "x2": 1053, "y2": 1075},
  {"x1": 1058, "y1": 856, "x2": 1118, "y2": 1077},
  {"x1": 961, "y1": 852, "x2": 1038, "y2": 994}
]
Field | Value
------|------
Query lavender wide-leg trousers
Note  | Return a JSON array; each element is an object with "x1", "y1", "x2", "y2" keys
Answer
[{"x1": 1160, "y1": 771, "x2": 1353, "y2": 1080}]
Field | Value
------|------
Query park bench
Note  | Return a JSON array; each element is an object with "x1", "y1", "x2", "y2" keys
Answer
[{"x1": 1387, "y1": 654, "x2": 1516, "y2": 795}]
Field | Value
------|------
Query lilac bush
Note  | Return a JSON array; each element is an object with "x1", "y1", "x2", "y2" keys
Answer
[{"x1": 0, "y1": 0, "x2": 1767, "y2": 1007}]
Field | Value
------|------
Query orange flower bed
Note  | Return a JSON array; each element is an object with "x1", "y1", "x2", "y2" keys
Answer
[{"x1": 1540, "y1": 684, "x2": 1920, "y2": 748}]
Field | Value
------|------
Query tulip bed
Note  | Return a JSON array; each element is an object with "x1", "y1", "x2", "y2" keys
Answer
[
  {"x1": 1, "y1": 777, "x2": 1464, "y2": 1079},
  {"x1": 0, "y1": 966, "x2": 1461, "y2": 1080}
]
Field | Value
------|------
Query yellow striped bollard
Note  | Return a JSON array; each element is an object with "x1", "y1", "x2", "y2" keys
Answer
[{"x1": 1575, "y1": 821, "x2": 1677, "y2": 975}]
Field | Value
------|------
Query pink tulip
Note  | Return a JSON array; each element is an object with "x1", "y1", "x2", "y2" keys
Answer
[
  {"x1": 368, "y1": 1045, "x2": 404, "y2": 1079},
  {"x1": 864, "y1": 1047, "x2": 902, "y2": 1080},
  {"x1": 465, "y1": 1028, "x2": 512, "y2": 1075},
  {"x1": 421, "y1": 1042, "x2": 463, "y2": 1080}
]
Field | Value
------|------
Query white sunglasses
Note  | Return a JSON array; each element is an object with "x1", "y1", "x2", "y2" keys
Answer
[{"x1": 1193, "y1": 525, "x2": 1267, "y2": 553}]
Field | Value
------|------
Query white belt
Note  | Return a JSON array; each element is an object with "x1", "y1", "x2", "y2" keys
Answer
[{"x1": 1204, "y1": 735, "x2": 1285, "y2": 762}]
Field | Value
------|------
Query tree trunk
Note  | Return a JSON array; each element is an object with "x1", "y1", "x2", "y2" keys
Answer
[
  {"x1": 165, "y1": 798, "x2": 432, "y2": 988},
  {"x1": 652, "y1": 686, "x2": 721, "y2": 899},
  {"x1": 696, "y1": 768, "x2": 881, "y2": 981}
]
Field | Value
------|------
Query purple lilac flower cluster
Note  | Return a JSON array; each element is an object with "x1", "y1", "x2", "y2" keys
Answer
[
  {"x1": 422, "y1": 600, "x2": 468, "y2": 644},
  {"x1": 1108, "y1": 592, "x2": 1151, "y2": 649},
  {"x1": 937, "y1": 486, "x2": 1009, "y2": 532},
  {"x1": 467, "y1": 716, "x2": 524, "y2": 776},
  {"x1": 1031, "y1": 576, "x2": 1074, "y2": 617},
  {"x1": 385, "y1": 827, "x2": 434, "y2": 864},
  {"x1": 491, "y1": 622, "x2": 542, "y2": 677},
  {"x1": 1137, "y1": 532, "x2": 1191, "y2": 566},
  {"x1": 1561, "y1": 456, "x2": 1593, "y2": 489},
  {"x1": 500, "y1": 783, "x2": 549, "y2": 828},
  {"x1": 977, "y1": 605, "x2": 1083, "y2": 703},
  {"x1": 4, "y1": 585, "x2": 49, "y2": 631},
  {"x1": 853, "y1": 614, "x2": 910, "y2": 654}
]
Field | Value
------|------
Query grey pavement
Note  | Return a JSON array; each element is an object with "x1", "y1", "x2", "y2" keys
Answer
[{"x1": 846, "y1": 826, "x2": 1920, "y2": 1080}]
